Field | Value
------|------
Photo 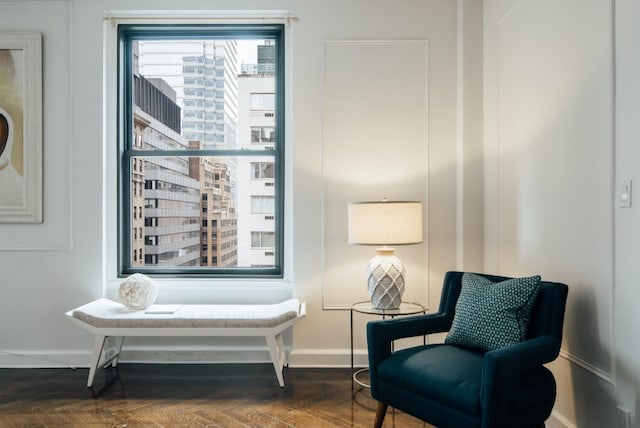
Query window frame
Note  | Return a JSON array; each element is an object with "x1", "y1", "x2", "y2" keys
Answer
[{"x1": 117, "y1": 23, "x2": 285, "y2": 278}]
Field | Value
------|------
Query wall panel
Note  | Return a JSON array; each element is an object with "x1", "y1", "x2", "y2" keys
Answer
[{"x1": 321, "y1": 40, "x2": 428, "y2": 308}]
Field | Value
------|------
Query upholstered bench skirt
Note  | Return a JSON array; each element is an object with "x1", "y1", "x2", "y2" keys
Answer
[{"x1": 66, "y1": 298, "x2": 306, "y2": 388}]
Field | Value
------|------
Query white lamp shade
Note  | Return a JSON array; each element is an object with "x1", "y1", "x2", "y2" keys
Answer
[{"x1": 348, "y1": 201, "x2": 423, "y2": 246}]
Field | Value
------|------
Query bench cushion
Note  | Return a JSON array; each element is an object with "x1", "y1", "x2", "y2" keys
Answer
[{"x1": 72, "y1": 298, "x2": 301, "y2": 329}]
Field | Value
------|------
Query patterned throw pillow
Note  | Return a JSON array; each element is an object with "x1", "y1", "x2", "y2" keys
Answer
[{"x1": 445, "y1": 273, "x2": 541, "y2": 351}]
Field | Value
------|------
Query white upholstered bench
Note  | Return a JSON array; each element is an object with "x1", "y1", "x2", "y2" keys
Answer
[{"x1": 66, "y1": 298, "x2": 306, "y2": 388}]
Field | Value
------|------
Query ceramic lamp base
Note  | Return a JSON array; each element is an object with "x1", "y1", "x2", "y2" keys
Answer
[{"x1": 366, "y1": 250, "x2": 405, "y2": 309}]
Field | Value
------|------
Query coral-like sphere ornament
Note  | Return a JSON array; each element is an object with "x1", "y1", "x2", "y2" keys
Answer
[{"x1": 118, "y1": 273, "x2": 158, "y2": 310}]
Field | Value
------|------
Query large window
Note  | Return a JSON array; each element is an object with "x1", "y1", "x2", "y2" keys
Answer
[{"x1": 118, "y1": 24, "x2": 284, "y2": 277}]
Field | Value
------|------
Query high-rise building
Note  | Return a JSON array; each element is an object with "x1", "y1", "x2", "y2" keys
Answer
[
  {"x1": 188, "y1": 141, "x2": 238, "y2": 267},
  {"x1": 130, "y1": 39, "x2": 281, "y2": 269},
  {"x1": 132, "y1": 40, "x2": 241, "y2": 268},
  {"x1": 236, "y1": 42, "x2": 276, "y2": 267},
  {"x1": 137, "y1": 40, "x2": 238, "y2": 148},
  {"x1": 132, "y1": 75, "x2": 202, "y2": 267},
  {"x1": 131, "y1": 114, "x2": 147, "y2": 267}
]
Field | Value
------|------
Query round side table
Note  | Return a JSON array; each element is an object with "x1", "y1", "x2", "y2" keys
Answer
[{"x1": 350, "y1": 301, "x2": 426, "y2": 391}]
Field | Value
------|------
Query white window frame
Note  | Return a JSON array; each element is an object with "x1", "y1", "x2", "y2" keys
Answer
[{"x1": 102, "y1": 11, "x2": 295, "y2": 301}]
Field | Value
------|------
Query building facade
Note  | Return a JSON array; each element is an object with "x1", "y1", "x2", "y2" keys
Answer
[
  {"x1": 236, "y1": 43, "x2": 276, "y2": 267},
  {"x1": 130, "y1": 39, "x2": 279, "y2": 269},
  {"x1": 132, "y1": 76, "x2": 202, "y2": 267},
  {"x1": 188, "y1": 141, "x2": 238, "y2": 267},
  {"x1": 137, "y1": 40, "x2": 238, "y2": 148}
]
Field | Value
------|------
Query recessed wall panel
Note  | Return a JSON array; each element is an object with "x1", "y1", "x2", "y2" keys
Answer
[{"x1": 322, "y1": 40, "x2": 428, "y2": 308}]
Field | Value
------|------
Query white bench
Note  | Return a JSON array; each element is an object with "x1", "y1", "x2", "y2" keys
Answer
[{"x1": 66, "y1": 298, "x2": 306, "y2": 388}]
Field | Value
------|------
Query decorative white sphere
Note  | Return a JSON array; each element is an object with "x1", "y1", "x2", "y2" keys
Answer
[{"x1": 118, "y1": 273, "x2": 158, "y2": 310}]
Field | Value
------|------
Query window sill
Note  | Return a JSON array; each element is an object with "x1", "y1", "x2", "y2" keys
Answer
[{"x1": 104, "y1": 277, "x2": 293, "y2": 304}]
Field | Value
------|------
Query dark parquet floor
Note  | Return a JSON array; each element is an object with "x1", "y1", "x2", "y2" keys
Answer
[{"x1": 0, "y1": 364, "x2": 432, "y2": 427}]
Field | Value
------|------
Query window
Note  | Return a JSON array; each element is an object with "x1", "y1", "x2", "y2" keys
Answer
[
  {"x1": 118, "y1": 23, "x2": 284, "y2": 277},
  {"x1": 250, "y1": 93, "x2": 275, "y2": 111},
  {"x1": 251, "y1": 196, "x2": 275, "y2": 214},
  {"x1": 251, "y1": 162, "x2": 274, "y2": 179},
  {"x1": 251, "y1": 126, "x2": 276, "y2": 144},
  {"x1": 251, "y1": 231, "x2": 275, "y2": 248}
]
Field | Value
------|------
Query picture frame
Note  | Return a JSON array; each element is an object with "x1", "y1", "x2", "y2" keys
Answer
[{"x1": 0, "y1": 32, "x2": 42, "y2": 223}]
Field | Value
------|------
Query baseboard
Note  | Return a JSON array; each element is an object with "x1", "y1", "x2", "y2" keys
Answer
[
  {"x1": 547, "y1": 410, "x2": 577, "y2": 428},
  {"x1": 0, "y1": 347, "x2": 275, "y2": 368},
  {"x1": 116, "y1": 344, "x2": 353, "y2": 367},
  {"x1": 0, "y1": 348, "x2": 362, "y2": 369},
  {"x1": 289, "y1": 348, "x2": 364, "y2": 368},
  {"x1": 0, "y1": 350, "x2": 88, "y2": 368},
  {"x1": 117, "y1": 345, "x2": 275, "y2": 364}
]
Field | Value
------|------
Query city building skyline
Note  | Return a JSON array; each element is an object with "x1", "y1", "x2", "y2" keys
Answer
[
  {"x1": 128, "y1": 39, "x2": 277, "y2": 269},
  {"x1": 137, "y1": 40, "x2": 239, "y2": 148}
]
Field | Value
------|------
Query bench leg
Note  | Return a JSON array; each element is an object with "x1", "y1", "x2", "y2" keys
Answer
[
  {"x1": 111, "y1": 336, "x2": 125, "y2": 367},
  {"x1": 277, "y1": 334, "x2": 287, "y2": 366},
  {"x1": 87, "y1": 335, "x2": 107, "y2": 388},
  {"x1": 266, "y1": 334, "x2": 286, "y2": 387}
]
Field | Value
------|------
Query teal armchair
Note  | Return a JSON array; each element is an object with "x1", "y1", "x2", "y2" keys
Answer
[{"x1": 367, "y1": 271, "x2": 568, "y2": 428}]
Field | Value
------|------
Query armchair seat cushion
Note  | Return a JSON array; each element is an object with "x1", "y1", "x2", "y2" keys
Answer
[{"x1": 377, "y1": 344, "x2": 484, "y2": 415}]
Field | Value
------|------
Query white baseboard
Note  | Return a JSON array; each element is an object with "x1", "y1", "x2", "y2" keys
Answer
[
  {"x1": 118, "y1": 345, "x2": 274, "y2": 364},
  {"x1": 0, "y1": 347, "x2": 362, "y2": 369},
  {"x1": 0, "y1": 347, "x2": 277, "y2": 368},
  {"x1": 0, "y1": 350, "x2": 88, "y2": 368},
  {"x1": 548, "y1": 410, "x2": 577, "y2": 428},
  {"x1": 289, "y1": 348, "x2": 365, "y2": 367}
]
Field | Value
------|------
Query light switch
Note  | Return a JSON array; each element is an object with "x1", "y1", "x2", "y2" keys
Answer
[{"x1": 619, "y1": 180, "x2": 632, "y2": 208}]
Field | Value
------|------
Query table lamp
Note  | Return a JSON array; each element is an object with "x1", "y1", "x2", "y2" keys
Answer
[{"x1": 348, "y1": 200, "x2": 423, "y2": 309}]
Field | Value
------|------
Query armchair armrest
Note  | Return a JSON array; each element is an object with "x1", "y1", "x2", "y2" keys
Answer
[
  {"x1": 484, "y1": 335, "x2": 561, "y2": 372},
  {"x1": 481, "y1": 336, "x2": 562, "y2": 427},
  {"x1": 367, "y1": 312, "x2": 453, "y2": 373}
]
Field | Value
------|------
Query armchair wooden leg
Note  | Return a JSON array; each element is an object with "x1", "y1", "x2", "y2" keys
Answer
[{"x1": 373, "y1": 401, "x2": 388, "y2": 428}]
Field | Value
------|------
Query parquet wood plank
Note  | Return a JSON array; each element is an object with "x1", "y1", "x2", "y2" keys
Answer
[{"x1": 0, "y1": 364, "x2": 431, "y2": 427}]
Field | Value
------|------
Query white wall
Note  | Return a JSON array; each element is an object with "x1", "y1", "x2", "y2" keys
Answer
[
  {"x1": 485, "y1": 0, "x2": 640, "y2": 427},
  {"x1": 0, "y1": 0, "x2": 474, "y2": 370},
  {"x1": 7, "y1": 1, "x2": 637, "y2": 426},
  {"x1": 614, "y1": 0, "x2": 640, "y2": 426}
]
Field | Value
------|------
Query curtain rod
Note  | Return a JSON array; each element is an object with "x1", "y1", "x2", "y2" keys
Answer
[{"x1": 104, "y1": 12, "x2": 299, "y2": 27}]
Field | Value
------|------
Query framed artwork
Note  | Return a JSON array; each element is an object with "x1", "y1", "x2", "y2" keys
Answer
[{"x1": 0, "y1": 32, "x2": 42, "y2": 223}]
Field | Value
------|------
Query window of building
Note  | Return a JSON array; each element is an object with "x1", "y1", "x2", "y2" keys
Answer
[
  {"x1": 250, "y1": 93, "x2": 275, "y2": 111},
  {"x1": 251, "y1": 195, "x2": 275, "y2": 214},
  {"x1": 251, "y1": 126, "x2": 276, "y2": 144},
  {"x1": 251, "y1": 162, "x2": 274, "y2": 179},
  {"x1": 251, "y1": 231, "x2": 275, "y2": 248},
  {"x1": 118, "y1": 23, "x2": 284, "y2": 277}
]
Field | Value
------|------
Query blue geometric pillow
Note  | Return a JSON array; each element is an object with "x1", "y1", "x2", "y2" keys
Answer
[{"x1": 445, "y1": 273, "x2": 541, "y2": 351}]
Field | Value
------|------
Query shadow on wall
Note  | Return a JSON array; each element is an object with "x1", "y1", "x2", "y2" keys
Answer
[
  {"x1": 566, "y1": 289, "x2": 636, "y2": 428},
  {"x1": 613, "y1": 360, "x2": 638, "y2": 428}
]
